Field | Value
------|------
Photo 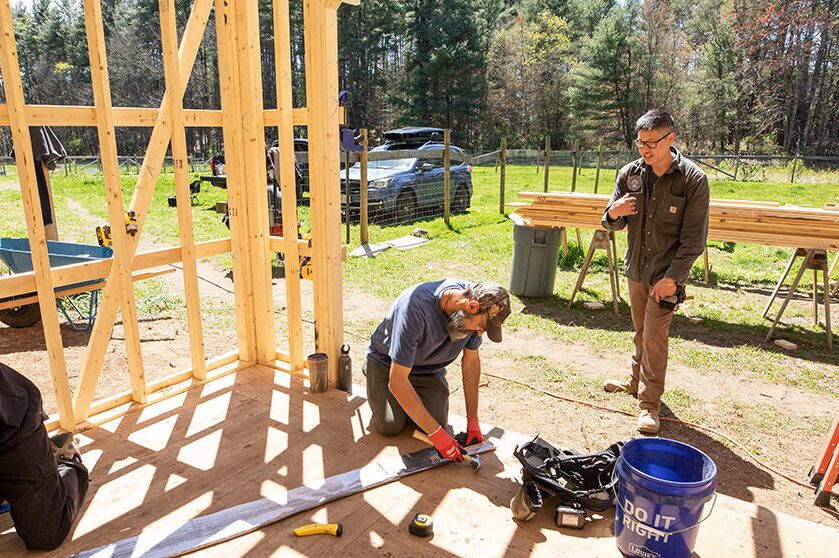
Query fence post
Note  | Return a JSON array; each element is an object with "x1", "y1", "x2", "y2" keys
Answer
[
  {"x1": 594, "y1": 139, "x2": 603, "y2": 194},
  {"x1": 500, "y1": 137, "x2": 506, "y2": 215},
  {"x1": 790, "y1": 149, "x2": 800, "y2": 184},
  {"x1": 543, "y1": 136, "x2": 550, "y2": 192},
  {"x1": 615, "y1": 149, "x2": 622, "y2": 180},
  {"x1": 733, "y1": 149, "x2": 740, "y2": 181},
  {"x1": 360, "y1": 129, "x2": 369, "y2": 245},
  {"x1": 571, "y1": 139, "x2": 579, "y2": 192},
  {"x1": 444, "y1": 129, "x2": 451, "y2": 225}
]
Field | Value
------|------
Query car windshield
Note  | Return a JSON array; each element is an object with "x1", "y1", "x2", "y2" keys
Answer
[{"x1": 352, "y1": 158, "x2": 416, "y2": 171}]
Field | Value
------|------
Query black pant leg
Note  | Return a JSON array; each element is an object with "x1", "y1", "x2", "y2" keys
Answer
[{"x1": 0, "y1": 423, "x2": 89, "y2": 551}]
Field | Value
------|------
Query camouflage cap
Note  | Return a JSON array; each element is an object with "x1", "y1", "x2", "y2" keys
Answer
[{"x1": 472, "y1": 282, "x2": 511, "y2": 342}]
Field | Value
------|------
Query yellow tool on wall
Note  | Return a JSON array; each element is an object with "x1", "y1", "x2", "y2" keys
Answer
[
  {"x1": 292, "y1": 523, "x2": 342, "y2": 537},
  {"x1": 96, "y1": 211, "x2": 138, "y2": 248}
]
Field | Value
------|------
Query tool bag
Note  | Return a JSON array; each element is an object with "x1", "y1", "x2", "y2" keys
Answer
[{"x1": 511, "y1": 435, "x2": 623, "y2": 519}]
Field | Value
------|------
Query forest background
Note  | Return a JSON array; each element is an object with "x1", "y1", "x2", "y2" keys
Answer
[{"x1": 1, "y1": 0, "x2": 836, "y2": 158}]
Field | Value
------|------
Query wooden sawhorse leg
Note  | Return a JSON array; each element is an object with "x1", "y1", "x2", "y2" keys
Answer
[
  {"x1": 568, "y1": 230, "x2": 619, "y2": 316},
  {"x1": 764, "y1": 248, "x2": 832, "y2": 351},
  {"x1": 762, "y1": 247, "x2": 807, "y2": 319}
]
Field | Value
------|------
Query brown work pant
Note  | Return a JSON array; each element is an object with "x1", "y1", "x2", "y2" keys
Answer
[{"x1": 628, "y1": 279, "x2": 675, "y2": 412}]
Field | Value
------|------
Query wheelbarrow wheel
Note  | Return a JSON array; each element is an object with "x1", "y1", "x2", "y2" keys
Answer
[{"x1": 0, "y1": 303, "x2": 41, "y2": 328}]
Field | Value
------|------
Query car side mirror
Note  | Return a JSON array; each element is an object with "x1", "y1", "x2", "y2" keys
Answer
[{"x1": 420, "y1": 163, "x2": 434, "y2": 172}]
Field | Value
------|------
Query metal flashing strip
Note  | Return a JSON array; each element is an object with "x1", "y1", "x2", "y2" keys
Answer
[{"x1": 68, "y1": 441, "x2": 495, "y2": 558}]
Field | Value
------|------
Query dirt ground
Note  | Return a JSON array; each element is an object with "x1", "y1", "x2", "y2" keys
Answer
[{"x1": 2, "y1": 256, "x2": 839, "y2": 534}]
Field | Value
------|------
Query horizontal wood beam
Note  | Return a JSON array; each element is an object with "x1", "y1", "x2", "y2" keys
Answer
[{"x1": 0, "y1": 105, "x2": 321, "y2": 128}]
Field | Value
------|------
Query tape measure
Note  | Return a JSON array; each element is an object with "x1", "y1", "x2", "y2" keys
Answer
[{"x1": 408, "y1": 513, "x2": 433, "y2": 537}]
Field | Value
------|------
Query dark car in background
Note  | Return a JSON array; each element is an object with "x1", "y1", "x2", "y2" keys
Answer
[{"x1": 342, "y1": 127, "x2": 473, "y2": 223}]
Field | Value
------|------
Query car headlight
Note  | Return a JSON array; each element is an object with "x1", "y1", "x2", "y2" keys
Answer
[{"x1": 368, "y1": 177, "x2": 393, "y2": 190}]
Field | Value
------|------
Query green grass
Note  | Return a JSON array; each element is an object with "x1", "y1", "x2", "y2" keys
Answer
[{"x1": 2, "y1": 163, "x2": 838, "y2": 396}]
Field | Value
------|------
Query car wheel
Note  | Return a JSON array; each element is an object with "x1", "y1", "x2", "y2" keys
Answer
[
  {"x1": 452, "y1": 185, "x2": 470, "y2": 214},
  {"x1": 395, "y1": 190, "x2": 417, "y2": 223},
  {"x1": 0, "y1": 303, "x2": 42, "y2": 328}
]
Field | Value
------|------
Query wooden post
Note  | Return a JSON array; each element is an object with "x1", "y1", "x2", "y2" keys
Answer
[
  {"x1": 594, "y1": 139, "x2": 603, "y2": 194},
  {"x1": 82, "y1": 0, "x2": 149, "y2": 405},
  {"x1": 214, "y1": 0, "x2": 257, "y2": 364},
  {"x1": 160, "y1": 0, "x2": 206, "y2": 380},
  {"x1": 0, "y1": 0, "x2": 76, "y2": 429},
  {"x1": 232, "y1": 0, "x2": 274, "y2": 364},
  {"x1": 615, "y1": 149, "x2": 621, "y2": 181},
  {"x1": 499, "y1": 137, "x2": 506, "y2": 214},
  {"x1": 444, "y1": 129, "x2": 451, "y2": 224},
  {"x1": 543, "y1": 136, "x2": 550, "y2": 193},
  {"x1": 73, "y1": 0, "x2": 214, "y2": 421},
  {"x1": 571, "y1": 139, "x2": 579, "y2": 192},
  {"x1": 272, "y1": 0, "x2": 303, "y2": 372},
  {"x1": 360, "y1": 129, "x2": 368, "y2": 244},
  {"x1": 733, "y1": 150, "x2": 740, "y2": 181},
  {"x1": 304, "y1": 0, "x2": 344, "y2": 385},
  {"x1": 790, "y1": 151, "x2": 799, "y2": 184}
]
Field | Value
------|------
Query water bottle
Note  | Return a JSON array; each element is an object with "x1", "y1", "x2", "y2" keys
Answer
[{"x1": 338, "y1": 344, "x2": 352, "y2": 392}]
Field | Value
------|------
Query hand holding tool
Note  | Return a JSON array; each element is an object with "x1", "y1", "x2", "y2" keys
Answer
[
  {"x1": 416, "y1": 430, "x2": 481, "y2": 472},
  {"x1": 466, "y1": 416, "x2": 483, "y2": 445},
  {"x1": 428, "y1": 426, "x2": 464, "y2": 462},
  {"x1": 292, "y1": 523, "x2": 342, "y2": 537}
]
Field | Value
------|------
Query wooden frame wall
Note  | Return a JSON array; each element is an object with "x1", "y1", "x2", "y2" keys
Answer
[{"x1": 0, "y1": 0, "x2": 355, "y2": 430}]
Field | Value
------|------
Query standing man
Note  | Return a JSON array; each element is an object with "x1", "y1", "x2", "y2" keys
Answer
[
  {"x1": 0, "y1": 362, "x2": 90, "y2": 550},
  {"x1": 365, "y1": 280, "x2": 511, "y2": 461},
  {"x1": 601, "y1": 109, "x2": 709, "y2": 434}
]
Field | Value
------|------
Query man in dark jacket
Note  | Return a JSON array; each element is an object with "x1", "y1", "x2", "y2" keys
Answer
[
  {"x1": 0, "y1": 362, "x2": 89, "y2": 550},
  {"x1": 600, "y1": 109, "x2": 710, "y2": 434}
]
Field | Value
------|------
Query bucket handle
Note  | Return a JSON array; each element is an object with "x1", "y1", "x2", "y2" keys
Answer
[{"x1": 615, "y1": 491, "x2": 717, "y2": 537}]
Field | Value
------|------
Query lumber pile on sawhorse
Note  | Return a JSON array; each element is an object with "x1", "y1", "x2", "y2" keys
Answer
[{"x1": 508, "y1": 192, "x2": 839, "y2": 251}]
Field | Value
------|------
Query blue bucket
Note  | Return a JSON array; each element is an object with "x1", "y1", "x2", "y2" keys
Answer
[{"x1": 615, "y1": 438, "x2": 717, "y2": 558}]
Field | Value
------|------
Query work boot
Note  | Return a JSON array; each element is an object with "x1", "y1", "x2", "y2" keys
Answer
[
  {"x1": 603, "y1": 377, "x2": 638, "y2": 395},
  {"x1": 50, "y1": 432, "x2": 82, "y2": 463},
  {"x1": 637, "y1": 409, "x2": 660, "y2": 434}
]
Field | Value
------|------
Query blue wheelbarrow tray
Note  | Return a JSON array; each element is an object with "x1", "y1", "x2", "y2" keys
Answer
[{"x1": 0, "y1": 238, "x2": 114, "y2": 330}]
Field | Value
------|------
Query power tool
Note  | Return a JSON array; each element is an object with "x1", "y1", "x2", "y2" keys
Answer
[{"x1": 95, "y1": 211, "x2": 138, "y2": 248}]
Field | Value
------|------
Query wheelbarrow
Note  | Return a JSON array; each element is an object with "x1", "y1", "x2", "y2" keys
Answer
[{"x1": 0, "y1": 238, "x2": 113, "y2": 331}]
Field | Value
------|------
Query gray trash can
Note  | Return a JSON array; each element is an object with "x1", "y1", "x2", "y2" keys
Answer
[{"x1": 508, "y1": 225, "x2": 562, "y2": 297}]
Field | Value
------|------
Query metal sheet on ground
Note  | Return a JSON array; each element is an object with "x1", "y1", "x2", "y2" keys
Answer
[{"x1": 68, "y1": 442, "x2": 495, "y2": 558}]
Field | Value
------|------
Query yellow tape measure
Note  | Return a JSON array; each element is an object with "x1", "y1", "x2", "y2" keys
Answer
[{"x1": 409, "y1": 513, "x2": 433, "y2": 537}]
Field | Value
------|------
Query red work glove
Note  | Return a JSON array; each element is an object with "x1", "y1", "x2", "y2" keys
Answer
[
  {"x1": 428, "y1": 426, "x2": 464, "y2": 462},
  {"x1": 466, "y1": 416, "x2": 483, "y2": 446}
]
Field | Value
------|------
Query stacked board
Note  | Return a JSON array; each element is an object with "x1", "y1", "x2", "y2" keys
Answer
[{"x1": 508, "y1": 192, "x2": 839, "y2": 251}]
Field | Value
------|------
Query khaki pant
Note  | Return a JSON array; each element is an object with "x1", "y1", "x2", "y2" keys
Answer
[{"x1": 628, "y1": 279, "x2": 675, "y2": 412}]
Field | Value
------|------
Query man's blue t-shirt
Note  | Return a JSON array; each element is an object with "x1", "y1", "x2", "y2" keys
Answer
[{"x1": 367, "y1": 279, "x2": 483, "y2": 374}]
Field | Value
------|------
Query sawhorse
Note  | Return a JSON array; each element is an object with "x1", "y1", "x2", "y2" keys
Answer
[
  {"x1": 567, "y1": 230, "x2": 620, "y2": 316},
  {"x1": 763, "y1": 248, "x2": 833, "y2": 351},
  {"x1": 809, "y1": 415, "x2": 839, "y2": 506}
]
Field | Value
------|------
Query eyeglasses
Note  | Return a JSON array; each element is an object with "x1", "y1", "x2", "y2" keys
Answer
[{"x1": 634, "y1": 131, "x2": 672, "y2": 149}]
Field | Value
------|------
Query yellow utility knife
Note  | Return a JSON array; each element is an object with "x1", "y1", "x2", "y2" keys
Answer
[{"x1": 292, "y1": 523, "x2": 343, "y2": 537}]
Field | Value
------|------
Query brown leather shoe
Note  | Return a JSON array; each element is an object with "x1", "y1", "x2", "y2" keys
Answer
[
  {"x1": 637, "y1": 409, "x2": 660, "y2": 434},
  {"x1": 603, "y1": 378, "x2": 638, "y2": 395}
]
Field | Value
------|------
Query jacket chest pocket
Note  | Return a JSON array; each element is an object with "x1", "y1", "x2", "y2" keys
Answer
[{"x1": 658, "y1": 193, "x2": 685, "y2": 226}]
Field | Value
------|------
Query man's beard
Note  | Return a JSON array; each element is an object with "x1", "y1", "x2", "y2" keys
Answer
[{"x1": 446, "y1": 310, "x2": 471, "y2": 341}]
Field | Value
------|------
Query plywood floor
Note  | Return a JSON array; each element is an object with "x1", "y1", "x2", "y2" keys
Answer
[{"x1": 1, "y1": 364, "x2": 836, "y2": 557}]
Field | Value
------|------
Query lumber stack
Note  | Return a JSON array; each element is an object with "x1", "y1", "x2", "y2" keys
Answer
[{"x1": 508, "y1": 191, "x2": 839, "y2": 251}]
